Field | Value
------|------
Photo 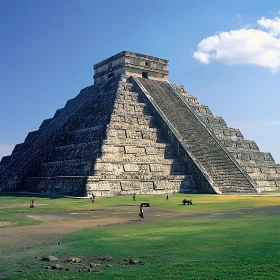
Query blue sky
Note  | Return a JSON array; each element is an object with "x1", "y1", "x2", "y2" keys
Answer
[{"x1": 0, "y1": 0, "x2": 280, "y2": 163}]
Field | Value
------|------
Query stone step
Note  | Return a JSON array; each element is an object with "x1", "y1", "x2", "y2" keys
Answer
[
  {"x1": 94, "y1": 161, "x2": 187, "y2": 176},
  {"x1": 221, "y1": 139, "x2": 259, "y2": 150},
  {"x1": 254, "y1": 179, "x2": 280, "y2": 190},
  {"x1": 105, "y1": 127, "x2": 161, "y2": 142},
  {"x1": 219, "y1": 187, "x2": 255, "y2": 193},
  {"x1": 24, "y1": 176, "x2": 86, "y2": 196},
  {"x1": 110, "y1": 114, "x2": 156, "y2": 129},
  {"x1": 45, "y1": 152, "x2": 97, "y2": 163},
  {"x1": 52, "y1": 140, "x2": 100, "y2": 151},
  {"x1": 86, "y1": 177, "x2": 198, "y2": 196},
  {"x1": 115, "y1": 96, "x2": 144, "y2": 105},
  {"x1": 99, "y1": 154, "x2": 174, "y2": 162},
  {"x1": 201, "y1": 116, "x2": 228, "y2": 128},
  {"x1": 243, "y1": 164, "x2": 280, "y2": 170},
  {"x1": 234, "y1": 154, "x2": 275, "y2": 165},
  {"x1": 171, "y1": 84, "x2": 200, "y2": 105},
  {"x1": 113, "y1": 100, "x2": 146, "y2": 111},
  {"x1": 112, "y1": 108, "x2": 151, "y2": 117},
  {"x1": 96, "y1": 157, "x2": 183, "y2": 164},
  {"x1": 103, "y1": 137, "x2": 166, "y2": 146},
  {"x1": 108, "y1": 121, "x2": 154, "y2": 130},
  {"x1": 212, "y1": 128, "x2": 244, "y2": 140},
  {"x1": 102, "y1": 141, "x2": 168, "y2": 149},
  {"x1": 38, "y1": 161, "x2": 92, "y2": 176},
  {"x1": 41, "y1": 159, "x2": 92, "y2": 166},
  {"x1": 116, "y1": 91, "x2": 139, "y2": 100},
  {"x1": 91, "y1": 174, "x2": 193, "y2": 181},
  {"x1": 111, "y1": 113, "x2": 154, "y2": 123},
  {"x1": 101, "y1": 143, "x2": 173, "y2": 156},
  {"x1": 190, "y1": 106, "x2": 213, "y2": 117},
  {"x1": 249, "y1": 173, "x2": 280, "y2": 180},
  {"x1": 106, "y1": 124, "x2": 158, "y2": 134}
]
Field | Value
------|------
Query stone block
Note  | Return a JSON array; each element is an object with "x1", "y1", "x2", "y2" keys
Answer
[
  {"x1": 142, "y1": 131, "x2": 157, "y2": 140},
  {"x1": 87, "y1": 180, "x2": 120, "y2": 192},
  {"x1": 114, "y1": 103, "x2": 124, "y2": 110},
  {"x1": 120, "y1": 181, "x2": 154, "y2": 191},
  {"x1": 95, "y1": 162, "x2": 124, "y2": 174},
  {"x1": 123, "y1": 164, "x2": 139, "y2": 172},
  {"x1": 101, "y1": 145, "x2": 125, "y2": 154},
  {"x1": 263, "y1": 153, "x2": 274, "y2": 162},
  {"x1": 150, "y1": 164, "x2": 166, "y2": 172},
  {"x1": 107, "y1": 129, "x2": 126, "y2": 139},
  {"x1": 249, "y1": 141, "x2": 259, "y2": 150},
  {"x1": 246, "y1": 167, "x2": 262, "y2": 173},
  {"x1": 145, "y1": 147, "x2": 158, "y2": 155},
  {"x1": 123, "y1": 104, "x2": 136, "y2": 112},
  {"x1": 153, "y1": 180, "x2": 181, "y2": 190},
  {"x1": 138, "y1": 164, "x2": 150, "y2": 172},
  {"x1": 125, "y1": 146, "x2": 145, "y2": 154},
  {"x1": 126, "y1": 130, "x2": 142, "y2": 139},
  {"x1": 137, "y1": 117, "x2": 151, "y2": 126}
]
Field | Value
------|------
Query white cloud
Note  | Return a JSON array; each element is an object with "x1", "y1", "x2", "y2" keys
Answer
[
  {"x1": 0, "y1": 144, "x2": 14, "y2": 161},
  {"x1": 258, "y1": 16, "x2": 280, "y2": 36},
  {"x1": 193, "y1": 15, "x2": 280, "y2": 72}
]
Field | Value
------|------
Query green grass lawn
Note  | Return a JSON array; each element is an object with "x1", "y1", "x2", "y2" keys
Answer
[
  {"x1": 1, "y1": 193, "x2": 280, "y2": 279},
  {"x1": 1, "y1": 192, "x2": 280, "y2": 226}
]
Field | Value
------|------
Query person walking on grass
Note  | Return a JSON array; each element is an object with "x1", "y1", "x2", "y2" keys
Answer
[
  {"x1": 166, "y1": 194, "x2": 169, "y2": 202},
  {"x1": 139, "y1": 204, "x2": 144, "y2": 220},
  {"x1": 133, "y1": 193, "x2": 136, "y2": 202},
  {"x1": 30, "y1": 197, "x2": 35, "y2": 208},
  {"x1": 91, "y1": 193, "x2": 95, "y2": 203}
]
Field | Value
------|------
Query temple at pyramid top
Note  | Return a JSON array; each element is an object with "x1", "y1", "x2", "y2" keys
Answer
[{"x1": 93, "y1": 51, "x2": 169, "y2": 83}]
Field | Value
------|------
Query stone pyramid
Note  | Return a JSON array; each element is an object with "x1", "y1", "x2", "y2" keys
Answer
[{"x1": 1, "y1": 51, "x2": 279, "y2": 196}]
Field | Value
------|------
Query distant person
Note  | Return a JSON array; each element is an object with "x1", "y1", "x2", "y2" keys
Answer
[
  {"x1": 91, "y1": 193, "x2": 95, "y2": 203},
  {"x1": 133, "y1": 193, "x2": 136, "y2": 202},
  {"x1": 166, "y1": 195, "x2": 169, "y2": 202},
  {"x1": 30, "y1": 197, "x2": 35, "y2": 208},
  {"x1": 139, "y1": 205, "x2": 144, "y2": 220}
]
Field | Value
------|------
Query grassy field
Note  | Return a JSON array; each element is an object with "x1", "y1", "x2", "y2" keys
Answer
[{"x1": 1, "y1": 193, "x2": 280, "y2": 279}]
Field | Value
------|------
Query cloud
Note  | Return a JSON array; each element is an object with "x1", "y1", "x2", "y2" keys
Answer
[
  {"x1": 193, "y1": 15, "x2": 280, "y2": 72},
  {"x1": 0, "y1": 144, "x2": 14, "y2": 161},
  {"x1": 258, "y1": 16, "x2": 280, "y2": 36}
]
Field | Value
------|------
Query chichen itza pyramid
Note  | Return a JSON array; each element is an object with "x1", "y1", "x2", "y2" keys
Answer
[{"x1": 1, "y1": 51, "x2": 279, "y2": 196}]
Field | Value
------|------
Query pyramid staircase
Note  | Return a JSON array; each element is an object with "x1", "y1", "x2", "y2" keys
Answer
[{"x1": 133, "y1": 79, "x2": 280, "y2": 193}]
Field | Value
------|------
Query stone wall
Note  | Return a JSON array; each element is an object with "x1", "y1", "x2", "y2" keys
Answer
[{"x1": 94, "y1": 51, "x2": 169, "y2": 84}]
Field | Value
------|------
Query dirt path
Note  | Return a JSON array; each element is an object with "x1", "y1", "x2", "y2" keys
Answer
[
  {"x1": 0, "y1": 206, "x2": 176, "y2": 254},
  {"x1": 2, "y1": 205, "x2": 280, "y2": 254}
]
